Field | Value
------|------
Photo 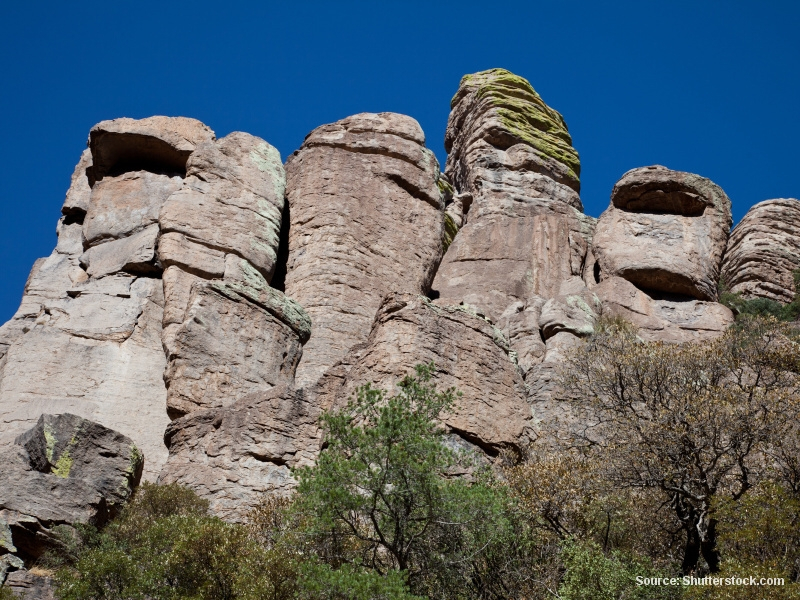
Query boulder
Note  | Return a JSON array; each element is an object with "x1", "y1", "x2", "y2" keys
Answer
[
  {"x1": 284, "y1": 112, "x2": 444, "y2": 388},
  {"x1": 159, "y1": 385, "x2": 320, "y2": 522},
  {"x1": 3, "y1": 570, "x2": 55, "y2": 600},
  {"x1": 316, "y1": 293, "x2": 532, "y2": 454},
  {"x1": 720, "y1": 198, "x2": 800, "y2": 303},
  {"x1": 164, "y1": 280, "x2": 310, "y2": 418},
  {"x1": 593, "y1": 165, "x2": 732, "y2": 301},
  {"x1": 0, "y1": 414, "x2": 142, "y2": 562}
]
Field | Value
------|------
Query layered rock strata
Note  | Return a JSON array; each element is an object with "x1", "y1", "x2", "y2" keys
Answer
[
  {"x1": 159, "y1": 385, "x2": 320, "y2": 522},
  {"x1": 431, "y1": 69, "x2": 599, "y2": 402},
  {"x1": 0, "y1": 414, "x2": 142, "y2": 568},
  {"x1": 593, "y1": 165, "x2": 733, "y2": 301},
  {"x1": 0, "y1": 116, "x2": 299, "y2": 481},
  {"x1": 316, "y1": 293, "x2": 532, "y2": 455},
  {"x1": 284, "y1": 112, "x2": 445, "y2": 388},
  {"x1": 720, "y1": 198, "x2": 800, "y2": 303},
  {"x1": 591, "y1": 166, "x2": 734, "y2": 343}
]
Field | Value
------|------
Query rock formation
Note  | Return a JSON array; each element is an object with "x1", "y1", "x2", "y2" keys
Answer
[
  {"x1": 0, "y1": 414, "x2": 142, "y2": 570},
  {"x1": 592, "y1": 165, "x2": 735, "y2": 343},
  {"x1": 0, "y1": 116, "x2": 304, "y2": 482},
  {"x1": 0, "y1": 68, "x2": 797, "y2": 569},
  {"x1": 316, "y1": 293, "x2": 532, "y2": 455},
  {"x1": 159, "y1": 385, "x2": 321, "y2": 522},
  {"x1": 721, "y1": 198, "x2": 800, "y2": 303},
  {"x1": 284, "y1": 113, "x2": 445, "y2": 389},
  {"x1": 593, "y1": 165, "x2": 733, "y2": 302}
]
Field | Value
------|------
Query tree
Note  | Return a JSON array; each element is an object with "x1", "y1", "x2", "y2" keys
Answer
[
  {"x1": 558, "y1": 316, "x2": 800, "y2": 575},
  {"x1": 291, "y1": 362, "x2": 531, "y2": 598}
]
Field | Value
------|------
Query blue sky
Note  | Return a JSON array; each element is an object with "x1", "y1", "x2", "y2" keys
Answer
[{"x1": 1, "y1": 1, "x2": 798, "y2": 322}]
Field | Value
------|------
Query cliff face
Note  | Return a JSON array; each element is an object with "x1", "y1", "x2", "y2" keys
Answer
[{"x1": 1, "y1": 68, "x2": 794, "y2": 574}]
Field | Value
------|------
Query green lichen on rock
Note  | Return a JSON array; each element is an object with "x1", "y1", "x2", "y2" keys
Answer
[
  {"x1": 0, "y1": 519, "x2": 15, "y2": 554},
  {"x1": 210, "y1": 279, "x2": 312, "y2": 343},
  {"x1": 44, "y1": 423, "x2": 57, "y2": 463},
  {"x1": 437, "y1": 177, "x2": 454, "y2": 196},
  {"x1": 51, "y1": 447, "x2": 74, "y2": 478},
  {"x1": 442, "y1": 212, "x2": 459, "y2": 253},
  {"x1": 50, "y1": 432, "x2": 79, "y2": 478},
  {"x1": 455, "y1": 68, "x2": 580, "y2": 182},
  {"x1": 127, "y1": 444, "x2": 144, "y2": 478}
]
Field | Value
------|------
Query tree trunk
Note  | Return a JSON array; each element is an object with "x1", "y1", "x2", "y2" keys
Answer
[
  {"x1": 700, "y1": 518, "x2": 720, "y2": 573},
  {"x1": 682, "y1": 526, "x2": 702, "y2": 575}
]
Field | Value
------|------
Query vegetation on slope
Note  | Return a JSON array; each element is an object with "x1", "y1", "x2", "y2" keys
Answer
[{"x1": 7, "y1": 319, "x2": 798, "y2": 599}]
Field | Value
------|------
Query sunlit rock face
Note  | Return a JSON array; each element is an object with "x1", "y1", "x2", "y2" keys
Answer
[{"x1": 721, "y1": 198, "x2": 800, "y2": 303}]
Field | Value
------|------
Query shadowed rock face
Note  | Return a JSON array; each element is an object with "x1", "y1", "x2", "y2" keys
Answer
[
  {"x1": 0, "y1": 414, "x2": 142, "y2": 563},
  {"x1": 593, "y1": 165, "x2": 733, "y2": 302},
  {"x1": 721, "y1": 198, "x2": 800, "y2": 303},
  {"x1": 284, "y1": 112, "x2": 445, "y2": 389},
  {"x1": 316, "y1": 293, "x2": 532, "y2": 455}
]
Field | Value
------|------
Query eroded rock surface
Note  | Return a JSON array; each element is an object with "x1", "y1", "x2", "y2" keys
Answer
[
  {"x1": 431, "y1": 69, "x2": 598, "y2": 408},
  {"x1": 721, "y1": 198, "x2": 800, "y2": 303},
  {"x1": 159, "y1": 385, "x2": 320, "y2": 522},
  {"x1": 284, "y1": 112, "x2": 445, "y2": 388},
  {"x1": 593, "y1": 165, "x2": 732, "y2": 301},
  {"x1": 164, "y1": 280, "x2": 310, "y2": 417},
  {"x1": 316, "y1": 293, "x2": 532, "y2": 454},
  {"x1": 0, "y1": 415, "x2": 142, "y2": 563}
]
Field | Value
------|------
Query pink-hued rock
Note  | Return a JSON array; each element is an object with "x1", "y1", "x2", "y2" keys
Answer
[
  {"x1": 88, "y1": 116, "x2": 215, "y2": 179},
  {"x1": 720, "y1": 198, "x2": 800, "y2": 303},
  {"x1": 316, "y1": 293, "x2": 532, "y2": 454},
  {"x1": 163, "y1": 281, "x2": 310, "y2": 418},
  {"x1": 594, "y1": 276, "x2": 734, "y2": 343},
  {"x1": 159, "y1": 385, "x2": 321, "y2": 522},
  {"x1": 593, "y1": 165, "x2": 733, "y2": 301},
  {"x1": 284, "y1": 112, "x2": 444, "y2": 388}
]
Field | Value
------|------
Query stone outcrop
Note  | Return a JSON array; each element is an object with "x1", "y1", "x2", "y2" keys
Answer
[
  {"x1": 0, "y1": 415, "x2": 142, "y2": 565},
  {"x1": 593, "y1": 165, "x2": 733, "y2": 301},
  {"x1": 431, "y1": 68, "x2": 598, "y2": 408},
  {"x1": 1, "y1": 68, "x2": 795, "y2": 532},
  {"x1": 3, "y1": 570, "x2": 55, "y2": 600},
  {"x1": 159, "y1": 385, "x2": 320, "y2": 522},
  {"x1": 284, "y1": 113, "x2": 445, "y2": 388},
  {"x1": 164, "y1": 280, "x2": 310, "y2": 417},
  {"x1": 0, "y1": 116, "x2": 297, "y2": 484},
  {"x1": 594, "y1": 276, "x2": 734, "y2": 343},
  {"x1": 316, "y1": 293, "x2": 532, "y2": 454},
  {"x1": 720, "y1": 198, "x2": 800, "y2": 303},
  {"x1": 590, "y1": 166, "x2": 735, "y2": 343}
]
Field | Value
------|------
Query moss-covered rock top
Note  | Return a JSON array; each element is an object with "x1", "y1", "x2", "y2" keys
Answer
[{"x1": 452, "y1": 68, "x2": 580, "y2": 181}]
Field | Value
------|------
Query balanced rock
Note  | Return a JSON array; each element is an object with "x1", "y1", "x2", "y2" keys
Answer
[
  {"x1": 593, "y1": 165, "x2": 733, "y2": 301},
  {"x1": 316, "y1": 293, "x2": 532, "y2": 454},
  {"x1": 159, "y1": 385, "x2": 320, "y2": 522},
  {"x1": 284, "y1": 113, "x2": 445, "y2": 388},
  {"x1": 720, "y1": 198, "x2": 800, "y2": 303},
  {"x1": 0, "y1": 414, "x2": 142, "y2": 562}
]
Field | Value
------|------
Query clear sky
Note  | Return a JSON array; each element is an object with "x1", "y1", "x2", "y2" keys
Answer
[{"x1": 1, "y1": 1, "x2": 798, "y2": 323}]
